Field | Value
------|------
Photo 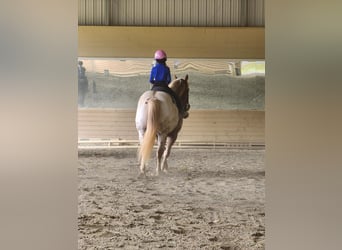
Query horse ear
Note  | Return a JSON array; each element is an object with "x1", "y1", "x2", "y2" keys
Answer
[
  {"x1": 174, "y1": 75, "x2": 178, "y2": 79},
  {"x1": 185, "y1": 74, "x2": 188, "y2": 81}
]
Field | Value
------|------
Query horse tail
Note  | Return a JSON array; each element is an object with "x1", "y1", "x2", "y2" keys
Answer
[{"x1": 139, "y1": 98, "x2": 160, "y2": 166}]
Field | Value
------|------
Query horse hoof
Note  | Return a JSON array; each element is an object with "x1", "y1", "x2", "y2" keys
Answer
[
  {"x1": 153, "y1": 171, "x2": 161, "y2": 177},
  {"x1": 137, "y1": 172, "x2": 147, "y2": 179}
]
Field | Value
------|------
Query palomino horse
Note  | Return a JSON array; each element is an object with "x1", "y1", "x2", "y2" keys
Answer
[{"x1": 135, "y1": 75, "x2": 190, "y2": 176}]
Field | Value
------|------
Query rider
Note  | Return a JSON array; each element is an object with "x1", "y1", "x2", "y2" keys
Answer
[
  {"x1": 149, "y1": 49, "x2": 189, "y2": 118},
  {"x1": 150, "y1": 49, "x2": 171, "y2": 85}
]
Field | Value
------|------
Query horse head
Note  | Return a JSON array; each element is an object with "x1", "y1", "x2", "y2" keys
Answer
[{"x1": 169, "y1": 75, "x2": 190, "y2": 114}]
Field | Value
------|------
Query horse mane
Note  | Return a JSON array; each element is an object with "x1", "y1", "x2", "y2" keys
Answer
[
  {"x1": 168, "y1": 78, "x2": 181, "y2": 92},
  {"x1": 169, "y1": 76, "x2": 188, "y2": 96}
]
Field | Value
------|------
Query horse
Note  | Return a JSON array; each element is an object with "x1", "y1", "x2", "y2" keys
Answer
[{"x1": 135, "y1": 75, "x2": 190, "y2": 176}]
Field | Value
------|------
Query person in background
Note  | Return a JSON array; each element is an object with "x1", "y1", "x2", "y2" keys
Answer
[{"x1": 78, "y1": 60, "x2": 88, "y2": 107}]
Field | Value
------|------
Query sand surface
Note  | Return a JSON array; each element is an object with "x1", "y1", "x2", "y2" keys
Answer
[{"x1": 78, "y1": 148, "x2": 265, "y2": 249}]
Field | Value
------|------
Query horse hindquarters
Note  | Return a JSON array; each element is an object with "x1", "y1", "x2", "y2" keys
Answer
[{"x1": 139, "y1": 98, "x2": 160, "y2": 174}]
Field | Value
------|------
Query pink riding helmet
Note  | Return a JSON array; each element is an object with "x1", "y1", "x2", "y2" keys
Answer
[{"x1": 154, "y1": 49, "x2": 167, "y2": 60}]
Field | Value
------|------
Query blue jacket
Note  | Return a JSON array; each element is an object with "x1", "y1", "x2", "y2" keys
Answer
[{"x1": 149, "y1": 63, "x2": 171, "y2": 85}]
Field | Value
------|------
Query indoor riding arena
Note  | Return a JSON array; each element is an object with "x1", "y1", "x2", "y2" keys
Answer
[{"x1": 78, "y1": 1, "x2": 265, "y2": 249}]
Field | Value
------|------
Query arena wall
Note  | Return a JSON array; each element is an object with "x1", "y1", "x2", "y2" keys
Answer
[
  {"x1": 78, "y1": 109, "x2": 264, "y2": 148},
  {"x1": 78, "y1": 26, "x2": 265, "y2": 147}
]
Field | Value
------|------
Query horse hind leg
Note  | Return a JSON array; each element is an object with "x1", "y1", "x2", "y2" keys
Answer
[
  {"x1": 161, "y1": 152, "x2": 169, "y2": 173},
  {"x1": 161, "y1": 136, "x2": 176, "y2": 173},
  {"x1": 139, "y1": 161, "x2": 147, "y2": 177},
  {"x1": 156, "y1": 134, "x2": 167, "y2": 176},
  {"x1": 138, "y1": 130, "x2": 145, "y2": 145},
  {"x1": 137, "y1": 129, "x2": 147, "y2": 176},
  {"x1": 139, "y1": 149, "x2": 147, "y2": 177}
]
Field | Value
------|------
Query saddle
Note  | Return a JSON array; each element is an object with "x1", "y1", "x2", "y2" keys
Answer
[{"x1": 151, "y1": 84, "x2": 183, "y2": 115}]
